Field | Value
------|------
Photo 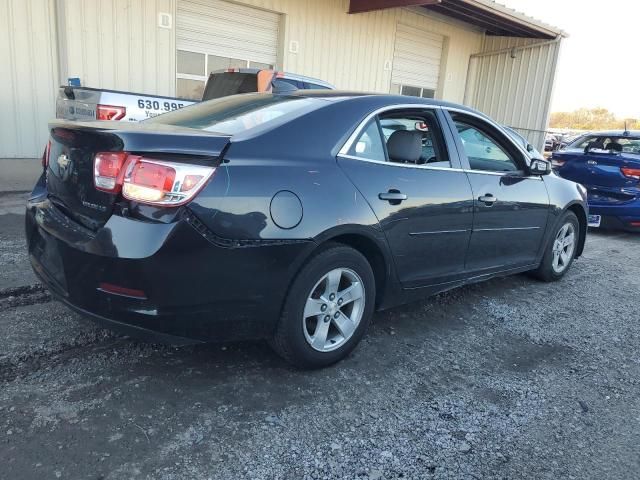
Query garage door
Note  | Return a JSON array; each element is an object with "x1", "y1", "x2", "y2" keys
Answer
[
  {"x1": 391, "y1": 24, "x2": 443, "y2": 99},
  {"x1": 176, "y1": 0, "x2": 281, "y2": 100}
]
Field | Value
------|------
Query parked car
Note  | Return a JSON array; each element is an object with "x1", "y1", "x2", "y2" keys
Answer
[
  {"x1": 56, "y1": 69, "x2": 334, "y2": 122},
  {"x1": 503, "y1": 127, "x2": 544, "y2": 159},
  {"x1": 558, "y1": 133, "x2": 586, "y2": 150},
  {"x1": 27, "y1": 92, "x2": 587, "y2": 368},
  {"x1": 545, "y1": 133, "x2": 560, "y2": 151},
  {"x1": 552, "y1": 130, "x2": 640, "y2": 231}
]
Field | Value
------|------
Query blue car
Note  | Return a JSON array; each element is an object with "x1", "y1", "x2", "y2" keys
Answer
[{"x1": 552, "y1": 130, "x2": 640, "y2": 232}]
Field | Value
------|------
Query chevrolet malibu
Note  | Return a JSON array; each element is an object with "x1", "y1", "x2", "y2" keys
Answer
[{"x1": 26, "y1": 92, "x2": 588, "y2": 368}]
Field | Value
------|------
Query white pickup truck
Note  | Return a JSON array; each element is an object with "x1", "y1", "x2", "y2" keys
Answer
[{"x1": 56, "y1": 69, "x2": 334, "y2": 122}]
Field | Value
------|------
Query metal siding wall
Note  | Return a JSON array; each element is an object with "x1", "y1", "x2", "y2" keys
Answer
[
  {"x1": 58, "y1": 0, "x2": 483, "y2": 102},
  {"x1": 60, "y1": 0, "x2": 176, "y2": 96},
  {"x1": 467, "y1": 36, "x2": 561, "y2": 151},
  {"x1": 0, "y1": 0, "x2": 58, "y2": 158},
  {"x1": 227, "y1": 0, "x2": 483, "y2": 101}
]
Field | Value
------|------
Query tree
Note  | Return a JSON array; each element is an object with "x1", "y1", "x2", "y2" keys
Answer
[{"x1": 550, "y1": 108, "x2": 639, "y2": 131}]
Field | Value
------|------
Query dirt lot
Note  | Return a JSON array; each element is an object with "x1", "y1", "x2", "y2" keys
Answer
[{"x1": 1, "y1": 192, "x2": 639, "y2": 480}]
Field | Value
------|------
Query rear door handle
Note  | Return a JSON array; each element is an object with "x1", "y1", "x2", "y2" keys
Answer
[
  {"x1": 379, "y1": 190, "x2": 407, "y2": 205},
  {"x1": 478, "y1": 194, "x2": 497, "y2": 206}
]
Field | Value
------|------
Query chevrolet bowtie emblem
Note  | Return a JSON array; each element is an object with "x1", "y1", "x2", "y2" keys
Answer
[{"x1": 57, "y1": 154, "x2": 70, "y2": 169}]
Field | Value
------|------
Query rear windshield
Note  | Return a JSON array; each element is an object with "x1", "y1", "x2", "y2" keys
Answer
[
  {"x1": 569, "y1": 135, "x2": 640, "y2": 154},
  {"x1": 202, "y1": 73, "x2": 258, "y2": 100},
  {"x1": 145, "y1": 94, "x2": 322, "y2": 135}
]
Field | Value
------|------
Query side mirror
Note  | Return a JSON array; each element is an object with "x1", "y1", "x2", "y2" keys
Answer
[{"x1": 530, "y1": 158, "x2": 551, "y2": 175}]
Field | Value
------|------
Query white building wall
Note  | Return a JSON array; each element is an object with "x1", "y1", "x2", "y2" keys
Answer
[
  {"x1": 0, "y1": 0, "x2": 58, "y2": 158},
  {"x1": 465, "y1": 35, "x2": 562, "y2": 151},
  {"x1": 58, "y1": 0, "x2": 176, "y2": 96},
  {"x1": 233, "y1": 0, "x2": 483, "y2": 102},
  {"x1": 59, "y1": 0, "x2": 483, "y2": 103},
  {"x1": 2, "y1": 0, "x2": 560, "y2": 158}
]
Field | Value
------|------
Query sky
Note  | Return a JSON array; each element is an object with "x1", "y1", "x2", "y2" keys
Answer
[{"x1": 500, "y1": 0, "x2": 639, "y2": 118}]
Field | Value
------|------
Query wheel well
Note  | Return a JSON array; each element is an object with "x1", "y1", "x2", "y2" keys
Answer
[
  {"x1": 567, "y1": 204, "x2": 587, "y2": 257},
  {"x1": 327, "y1": 234, "x2": 387, "y2": 308}
]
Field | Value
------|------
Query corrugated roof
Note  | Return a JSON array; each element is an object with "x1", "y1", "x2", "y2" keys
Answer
[
  {"x1": 423, "y1": 0, "x2": 567, "y2": 39},
  {"x1": 349, "y1": 0, "x2": 568, "y2": 39}
]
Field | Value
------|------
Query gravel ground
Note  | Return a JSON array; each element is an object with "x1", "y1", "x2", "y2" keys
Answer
[{"x1": 1, "y1": 202, "x2": 639, "y2": 480}]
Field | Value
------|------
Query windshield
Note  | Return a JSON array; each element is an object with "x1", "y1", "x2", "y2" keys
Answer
[
  {"x1": 568, "y1": 135, "x2": 640, "y2": 154},
  {"x1": 145, "y1": 94, "x2": 323, "y2": 135}
]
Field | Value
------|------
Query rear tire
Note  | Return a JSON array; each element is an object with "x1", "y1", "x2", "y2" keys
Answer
[
  {"x1": 270, "y1": 244, "x2": 375, "y2": 369},
  {"x1": 532, "y1": 211, "x2": 580, "y2": 282}
]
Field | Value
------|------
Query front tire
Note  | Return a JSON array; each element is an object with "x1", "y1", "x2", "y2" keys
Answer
[
  {"x1": 532, "y1": 211, "x2": 580, "y2": 282},
  {"x1": 270, "y1": 244, "x2": 376, "y2": 369}
]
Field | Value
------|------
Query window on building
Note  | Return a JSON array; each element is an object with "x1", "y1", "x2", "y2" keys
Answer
[
  {"x1": 176, "y1": 50, "x2": 274, "y2": 100},
  {"x1": 391, "y1": 83, "x2": 436, "y2": 99}
]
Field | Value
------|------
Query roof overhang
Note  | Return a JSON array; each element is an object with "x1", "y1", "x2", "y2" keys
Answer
[{"x1": 348, "y1": 0, "x2": 567, "y2": 39}]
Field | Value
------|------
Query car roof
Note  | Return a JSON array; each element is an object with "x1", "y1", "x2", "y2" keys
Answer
[
  {"x1": 290, "y1": 90, "x2": 490, "y2": 118},
  {"x1": 582, "y1": 130, "x2": 640, "y2": 137}
]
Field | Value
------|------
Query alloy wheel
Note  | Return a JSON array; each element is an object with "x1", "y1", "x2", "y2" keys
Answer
[
  {"x1": 551, "y1": 222, "x2": 576, "y2": 274},
  {"x1": 302, "y1": 267, "x2": 365, "y2": 352}
]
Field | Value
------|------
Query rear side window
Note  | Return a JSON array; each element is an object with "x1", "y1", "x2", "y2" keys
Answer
[
  {"x1": 145, "y1": 94, "x2": 321, "y2": 135},
  {"x1": 347, "y1": 120, "x2": 386, "y2": 161},
  {"x1": 379, "y1": 112, "x2": 450, "y2": 167},
  {"x1": 346, "y1": 109, "x2": 450, "y2": 167}
]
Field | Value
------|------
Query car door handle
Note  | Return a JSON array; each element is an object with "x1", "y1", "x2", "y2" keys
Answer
[
  {"x1": 379, "y1": 190, "x2": 407, "y2": 204},
  {"x1": 478, "y1": 194, "x2": 497, "y2": 206}
]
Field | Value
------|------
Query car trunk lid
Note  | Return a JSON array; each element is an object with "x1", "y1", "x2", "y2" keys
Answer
[
  {"x1": 45, "y1": 120, "x2": 230, "y2": 230},
  {"x1": 554, "y1": 150, "x2": 640, "y2": 203}
]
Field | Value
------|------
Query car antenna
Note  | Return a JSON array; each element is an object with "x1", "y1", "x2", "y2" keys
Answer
[
  {"x1": 271, "y1": 78, "x2": 298, "y2": 95},
  {"x1": 624, "y1": 121, "x2": 629, "y2": 136}
]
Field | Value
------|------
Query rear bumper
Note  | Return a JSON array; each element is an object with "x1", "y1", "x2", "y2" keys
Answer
[
  {"x1": 588, "y1": 201, "x2": 640, "y2": 232},
  {"x1": 26, "y1": 191, "x2": 313, "y2": 343}
]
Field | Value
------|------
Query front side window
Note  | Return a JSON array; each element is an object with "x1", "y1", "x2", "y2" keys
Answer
[{"x1": 453, "y1": 118, "x2": 520, "y2": 172}]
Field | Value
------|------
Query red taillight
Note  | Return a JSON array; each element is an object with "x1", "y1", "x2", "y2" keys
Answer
[
  {"x1": 630, "y1": 221, "x2": 640, "y2": 227},
  {"x1": 98, "y1": 282, "x2": 147, "y2": 300},
  {"x1": 130, "y1": 161, "x2": 176, "y2": 191},
  {"x1": 122, "y1": 158, "x2": 214, "y2": 206},
  {"x1": 94, "y1": 152, "x2": 131, "y2": 192},
  {"x1": 96, "y1": 104, "x2": 126, "y2": 121},
  {"x1": 42, "y1": 140, "x2": 51, "y2": 168},
  {"x1": 92, "y1": 152, "x2": 215, "y2": 205},
  {"x1": 621, "y1": 167, "x2": 640, "y2": 180}
]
